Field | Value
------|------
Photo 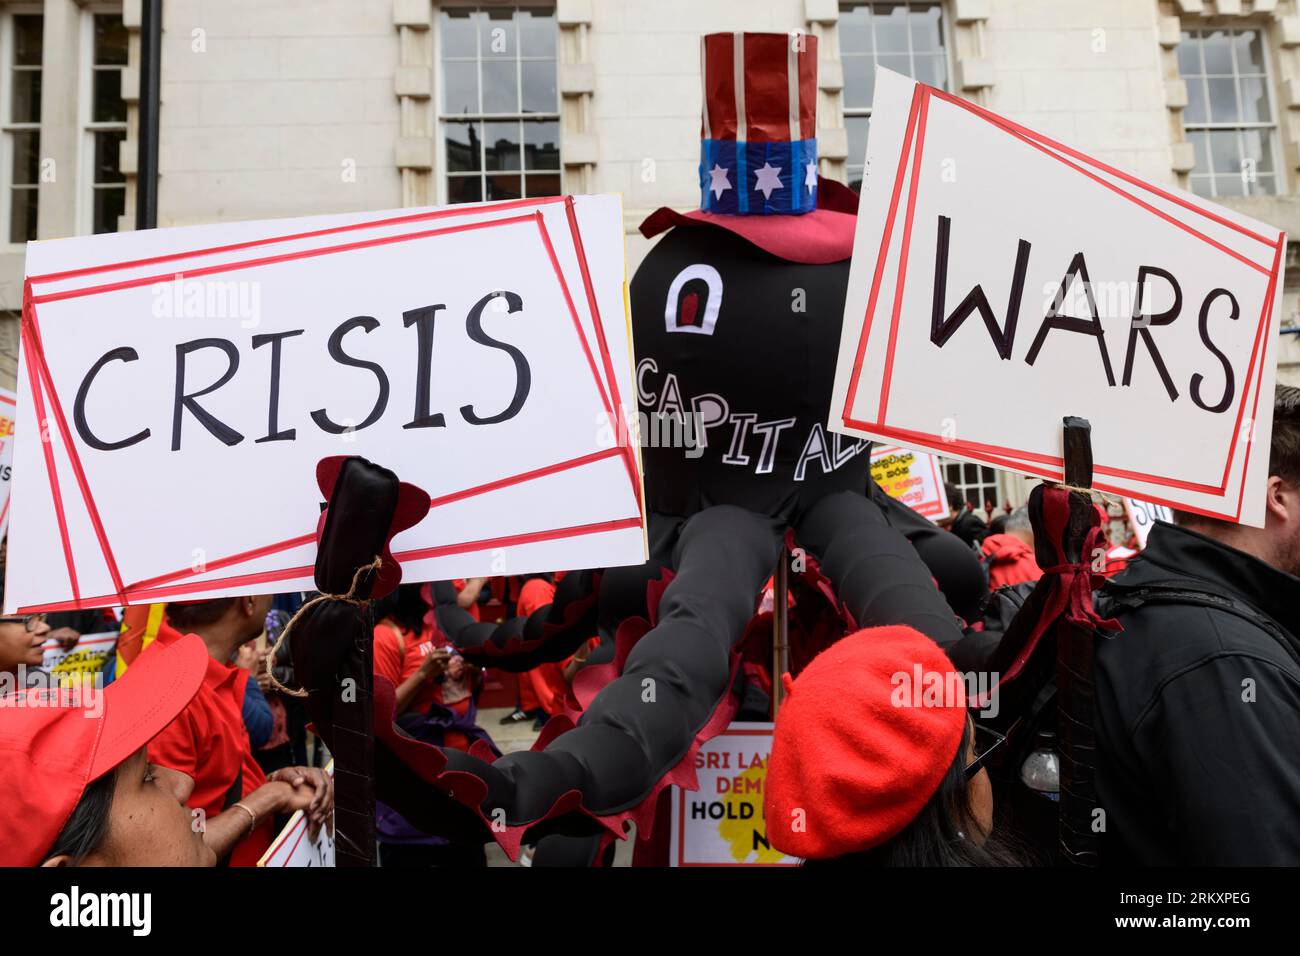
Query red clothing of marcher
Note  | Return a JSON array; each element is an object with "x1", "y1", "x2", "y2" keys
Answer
[
  {"x1": 373, "y1": 623, "x2": 472, "y2": 750},
  {"x1": 514, "y1": 578, "x2": 580, "y2": 717},
  {"x1": 147, "y1": 649, "x2": 272, "y2": 866},
  {"x1": 981, "y1": 533, "x2": 1043, "y2": 590},
  {"x1": 451, "y1": 578, "x2": 482, "y2": 622},
  {"x1": 1103, "y1": 544, "x2": 1138, "y2": 578}
]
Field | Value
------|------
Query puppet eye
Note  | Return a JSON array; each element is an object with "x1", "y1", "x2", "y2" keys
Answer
[{"x1": 663, "y1": 263, "x2": 723, "y2": 335}]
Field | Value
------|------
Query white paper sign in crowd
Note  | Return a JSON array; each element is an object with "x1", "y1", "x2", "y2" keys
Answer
[
  {"x1": 1126, "y1": 497, "x2": 1175, "y2": 549},
  {"x1": 6, "y1": 196, "x2": 646, "y2": 613},
  {"x1": 831, "y1": 68, "x2": 1287, "y2": 528},
  {"x1": 0, "y1": 387, "x2": 15, "y2": 538},
  {"x1": 259, "y1": 761, "x2": 335, "y2": 868}
]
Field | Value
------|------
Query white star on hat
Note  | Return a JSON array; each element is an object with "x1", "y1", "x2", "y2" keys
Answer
[
  {"x1": 805, "y1": 161, "x2": 818, "y2": 193},
  {"x1": 709, "y1": 164, "x2": 732, "y2": 200},
  {"x1": 754, "y1": 162, "x2": 783, "y2": 200}
]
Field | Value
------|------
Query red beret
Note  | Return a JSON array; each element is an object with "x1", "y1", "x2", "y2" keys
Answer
[{"x1": 764, "y1": 626, "x2": 968, "y2": 860}]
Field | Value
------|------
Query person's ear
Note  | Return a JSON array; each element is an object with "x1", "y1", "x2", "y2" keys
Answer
[
  {"x1": 1264, "y1": 475, "x2": 1293, "y2": 525},
  {"x1": 40, "y1": 855, "x2": 73, "y2": 867}
]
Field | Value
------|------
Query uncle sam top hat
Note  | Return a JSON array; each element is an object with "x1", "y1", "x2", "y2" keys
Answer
[{"x1": 640, "y1": 31, "x2": 858, "y2": 264}]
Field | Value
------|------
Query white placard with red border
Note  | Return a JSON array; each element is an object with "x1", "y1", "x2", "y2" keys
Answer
[
  {"x1": 39, "y1": 630, "x2": 117, "y2": 679},
  {"x1": 669, "y1": 722, "x2": 796, "y2": 867},
  {"x1": 258, "y1": 761, "x2": 335, "y2": 867},
  {"x1": 869, "y1": 443, "x2": 949, "y2": 520},
  {"x1": 5, "y1": 196, "x2": 646, "y2": 613},
  {"x1": 830, "y1": 68, "x2": 1286, "y2": 528}
]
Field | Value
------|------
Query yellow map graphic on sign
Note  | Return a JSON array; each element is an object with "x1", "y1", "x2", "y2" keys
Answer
[{"x1": 717, "y1": 765, "x2": 785, "y2": 864}]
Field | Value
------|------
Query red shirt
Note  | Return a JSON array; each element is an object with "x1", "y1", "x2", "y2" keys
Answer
[
  {"x1": 980, "y1": 533, "x2": 1044, "y2": 590},
  {"x1": 373, "y1": 623, "x2": 472, "y2": 750},
  {"x1": 147, "y1": 647, "x2": 271, "y2": 866}
]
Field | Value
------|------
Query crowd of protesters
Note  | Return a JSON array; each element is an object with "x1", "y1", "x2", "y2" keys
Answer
[{"x1": 3, "y1": 387, "x2": 1299, "y2": 867}]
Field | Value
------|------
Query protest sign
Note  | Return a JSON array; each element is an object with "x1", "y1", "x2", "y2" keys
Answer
[
  {"x1": 259, "y1": 761, "x2": 335, "y2": 867},
  {"x1": 6, "y1": 196, "x2": 646, "y2": 613},
  {"x1": 830, "y1": 68, "x2": 1286, "y2": 527},
  {"x1": 0, "y1": 387, "x2": 14, "y2": 537},
  {"x1": 669, "y1": 722, "x2": 795, "y2": 866},
  {"x1": 869, "y1": 443, "x2": 948, "y2": 520},
  {"x1": 1125, "y1": 497, "x2": 1174, "y2": 549},
  {"x1": 40, "y1": 630, "x2": 117, "y2": 683}
]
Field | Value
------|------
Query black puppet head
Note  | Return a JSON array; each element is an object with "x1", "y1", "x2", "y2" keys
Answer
[{"x1": 629, "y1": 226, "x2": 870, "y2": 520}]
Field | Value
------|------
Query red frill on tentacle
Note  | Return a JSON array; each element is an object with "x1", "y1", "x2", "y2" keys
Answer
[{"x1": 372, "y1": 674, "x2": 624, "y2": 862}]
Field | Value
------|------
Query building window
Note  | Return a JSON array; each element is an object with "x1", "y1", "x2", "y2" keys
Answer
[
  {"x1": 2, "y1": 12, "x2": 42, "y2": 243},
  {"x1": 840, "y1": 1, "x2": 948, "y2": 192},
  {"x1": 438, "y1": 5, "x2": 561, "y2": 204},
  {"x1": 85, "y1": 11, "x2": 127, "y2": 234},
  {"x1": 941, "y1": 459, "x2": 999, "y2": 516},
  {"x1": 1177, "y1": 27, "x2": 1279, "y2": 198}
]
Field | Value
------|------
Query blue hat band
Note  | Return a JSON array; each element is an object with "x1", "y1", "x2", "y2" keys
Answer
[{"x1": 699, "y1": 138, "x2": 818, "y2": 216}]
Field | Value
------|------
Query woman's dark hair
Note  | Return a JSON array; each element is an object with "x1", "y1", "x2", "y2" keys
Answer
[
  {"x1": 370, "y1": 583, "x2": 428, "y2": 634},
  {"x1": 803, "y1": 720, "x2": 1028, "y2": 867},
  {"x1": 45, "y1": 765, "x2": 116, "y2": 864}
]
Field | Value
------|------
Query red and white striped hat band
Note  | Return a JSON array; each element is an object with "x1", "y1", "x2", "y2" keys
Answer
[{"x1": 700, "y1": 32, "x2": 818, "y2": 145}]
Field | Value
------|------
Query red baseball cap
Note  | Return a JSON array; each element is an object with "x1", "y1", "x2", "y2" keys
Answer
[
  {"x1": 0, "y1": 631, "x2": 207, "y2": 866},
  {"x1": 765, "y1": 626, "x2": 968, "y2": 860}
]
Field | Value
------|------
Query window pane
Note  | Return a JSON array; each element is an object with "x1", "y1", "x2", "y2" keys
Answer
[
  {"x1": 1202, "y1": 30, "x2": 1232, "y2": 75},
  {"x1": 1233, "y1": 29, "x2": 1264, "y2": 74},
  {"x1": 10, "y1": 186, "x2": 37, "y2": 242},
  {"x1": 486, "y1": 173, "x2": 522, "y2": 201},
  {"x1": 873, "y1": 4, "x2": 911, "y2": 53},
  {"x1": 1207, "y1": 129, "x2": 1238, "y2": 176},
  {"x1": 93, "y1": 186, "x2": 125, "y2": 234},
  {"x1": 523, "y1": 119, "x2": 560, "y2": 170},
  {"x1": 1188, "y1": 130, "x2": 1210, "y2": 173},
  {"x1": 524, "y1": 172, "x2": 561, "y2": 198},
  {"x1": 442, "y1": 60, "x2": 479, "y2": 114},
  {"x1": 482, "y1": 58, "x2": 518, "y2": 112},
  {"x1": 94, "y1": 14, "x2": 128, "y2": 66},
  {"x1": 440, "y1": 10, "x2": 479, "y2": 59},
  {"x1": 447, "y1": 174, "x2": 483, "y2": 204},
  {"x1": 1249, "y1": 173, "x2": 1276, "y2": 196},
  {"x1": 517, "y1": 8, "x2": 555, "y2": 58},
  {"x1": 445, "y1": 120, "x2": 481, "y2": 172},
  {"x1": 1206, "y1": 76, "x2": 1238, "y2": 122},
  {"x1": 93, "y1": 69, "x2": 126, "y2": 123},
  {"x1": 521, "y1": 60, "x2": 556, "y2": 113},
  {"x1": 11, "y1": 70, "x2": 41, "y2": 124},
  {"x1": 1189, "y1": 174, "x2": 1214, "y2": 198},
  {"x1": 1237, "y1": 75, "x2": 1270, "y2": 123},
  {"x1": 94, "y1": 130, "x2": 126, "y2": 184},
  {"x1": 842, "y1": 55, "x2": 875, "y2": 110},
  {"x1": 839, "y1": 5, "x2": 873, "y2": 54},
  {"x1": 914, "y1": 53, "x2": 946, "y2": 89},
  {"x1": 846, "y1": 115, "x2": 870, "y2": 173},
  {"x1": 14, "y1": 15, "x2": 42, "y2": 67},
  {"x1": 483, "y1": 7, "x2": 515, "y2": 57},
  {"x1": 876, "y1": 53, "x2": 911, "y2": 79},
  {"x1": 484, "y1": 121, "x2": 521, "y2": 170},
  {"x1": 910, "y1": 6, "x2": 943, "y2": 52},
  {"x1": 1184, "y1": 77, "x2": 1207, "y2": 124},
  {"x1": 1213, "y1": 173, "x2": 1244, "y2": 197},
  {"x1": 12, "y1": 131, "x2": 39, "y2": 186},
  {"x1": 1176, "y1": 34, "x2": 1201, "y2": 76}
]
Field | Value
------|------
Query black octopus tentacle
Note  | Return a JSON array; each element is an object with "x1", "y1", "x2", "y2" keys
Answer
[
  {"x1": 429, "y1": 570, "x2": 602, "y2": 672},
  {"x1": 422, "y1": 504, "x2": 782, "y2": 840},
  {"x1": 795, "y1": 490, "x2": 965, "y2": 648}
]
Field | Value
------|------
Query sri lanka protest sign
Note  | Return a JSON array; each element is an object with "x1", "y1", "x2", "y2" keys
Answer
[
  {"x1": 5, "y1": 196, "x2": 645, "y2": 613},
  {"x1": 869, "y1": 444, "x2": 948, "y2": 521},
  {"x1": 0, "y1": 386, "x2": 14, "y2": 537},
  {"x1": 830, "y1": 69, "x2": 1286, "y2": 527}
]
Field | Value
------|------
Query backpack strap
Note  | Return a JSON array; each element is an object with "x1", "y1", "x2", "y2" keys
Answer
[{"x1": 1100, "y1": 579, "x2": 1300, "y2": 668}]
